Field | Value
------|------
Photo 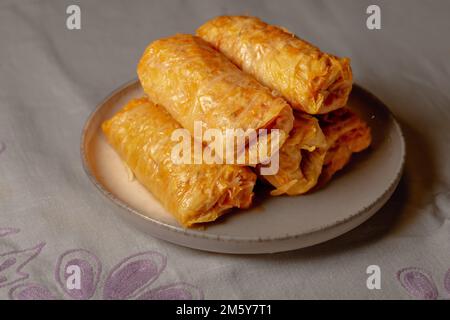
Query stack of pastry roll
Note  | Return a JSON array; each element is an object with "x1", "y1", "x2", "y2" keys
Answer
[
  {"x1": 102, "y1": 15, "x2": 372, "y2": 227},
  {"x1": 105, "y1": 33, "x2": 294, "y2": 227}
]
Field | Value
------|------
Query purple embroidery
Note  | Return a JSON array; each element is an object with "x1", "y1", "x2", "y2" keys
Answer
[
  {"x1": 55, "y1": 249, "x2": 102, "y2": 300},
  {"x1": 4, "y1": 248, "x2": 203, "y2": 300},
  {"x1": 103, "y1": 251, "x2": 166, "y2": 300},
  {"x1": 0, "y1": 242, "x2": 46, "y2": 288},
  {"x1": 9, "y1": 283, "x2": 56, "y2": 300},
  {"x1": 0, "y1": 228, "x2": 20, "y2": 238},
  {"x1": 0, "y1": 226, "x2": 202, "y2": 300},
  {"x1": 0, "y1": 258, "x2": 17, "y2": 272},
  {"x1": 397, "y1": 268, "x2": 438, "y2": 300},
  {"x1": 444, "y1": 269, "x2": 450, "y2": 296},
  {"x1": 137, "y1": 283, "x2": 204, "y2": 300}
]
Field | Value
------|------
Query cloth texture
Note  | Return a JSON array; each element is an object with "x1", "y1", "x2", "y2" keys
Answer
[{"x1": 0, "y1": 0, "x2": 449, "y2": 299}]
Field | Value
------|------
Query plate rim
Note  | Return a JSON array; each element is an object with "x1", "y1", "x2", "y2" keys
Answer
[{"x1": 80, "y1": 79, "x2": 406, "y2": 244}]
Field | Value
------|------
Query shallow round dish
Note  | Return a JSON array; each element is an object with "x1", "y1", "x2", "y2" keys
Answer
[{"x1": 81, "y1": 80, "x2": 405, "y2": 254}]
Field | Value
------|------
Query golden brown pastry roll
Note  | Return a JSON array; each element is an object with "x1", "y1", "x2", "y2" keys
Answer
[
  {"x1": 137, "y1": 34, "x2": 293, "y2": 165},
  {"x1": 197, "y1": 16, "x2": 353, "y2": 115},
  {"x1": 260, "y1": 114, "x2": 327, "y2": 196},
  {"x1": 318, "y1": 108, "x2": 372, "y2": 184},
  {"x1": 102, "y1": 97, "x2": 256, "y2": 227}
]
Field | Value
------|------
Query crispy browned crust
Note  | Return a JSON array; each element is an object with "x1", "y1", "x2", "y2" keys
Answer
[
  {"x1": 102, "y1": 97, "x2": 256, "y2": 227},
  {"x1": 197, "y1": 15, "x2": 353, "y2": 114},
  {"x1": 137, "y1": 34, "x2": 294, "y2": 164}
]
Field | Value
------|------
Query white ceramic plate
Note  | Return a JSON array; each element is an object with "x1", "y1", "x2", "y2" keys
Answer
[{"x1": 81, "y1": 80, "x2": 405, "y2": 254}]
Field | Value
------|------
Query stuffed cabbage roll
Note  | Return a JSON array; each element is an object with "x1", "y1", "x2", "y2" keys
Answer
[
  {"x1": 137, "y1": 34, "x2": 294, "y2": 165},
  {"x1": 197, "y1": 16, "x2": 352, "y2": 114},
  {"x1": 102, "y1": 97, "x2": 256, "y2": 227}
]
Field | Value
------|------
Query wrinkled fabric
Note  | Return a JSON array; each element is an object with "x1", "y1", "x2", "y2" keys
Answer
[{"x1": 0, "y1": 0, "x2": 449, "y2": 299}]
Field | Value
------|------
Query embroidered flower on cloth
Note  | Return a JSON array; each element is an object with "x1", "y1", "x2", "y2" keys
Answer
[
  {"x1": 397, "y1": 267, "x2": 450, "y2": 300},
  {"x1": 0, "y1": 227, "x2": 45, "y2": 289},
  {"x1": 8, "y1": 249, "x2": 203, "y2": 300},
  {"x1": 1, "y1": 226, "x2": 202, "y2": 300}
]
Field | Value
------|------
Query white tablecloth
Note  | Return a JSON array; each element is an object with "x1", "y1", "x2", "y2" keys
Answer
[{"x1": 0, "y1": 0, "x2": 449, "y2": 299}]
